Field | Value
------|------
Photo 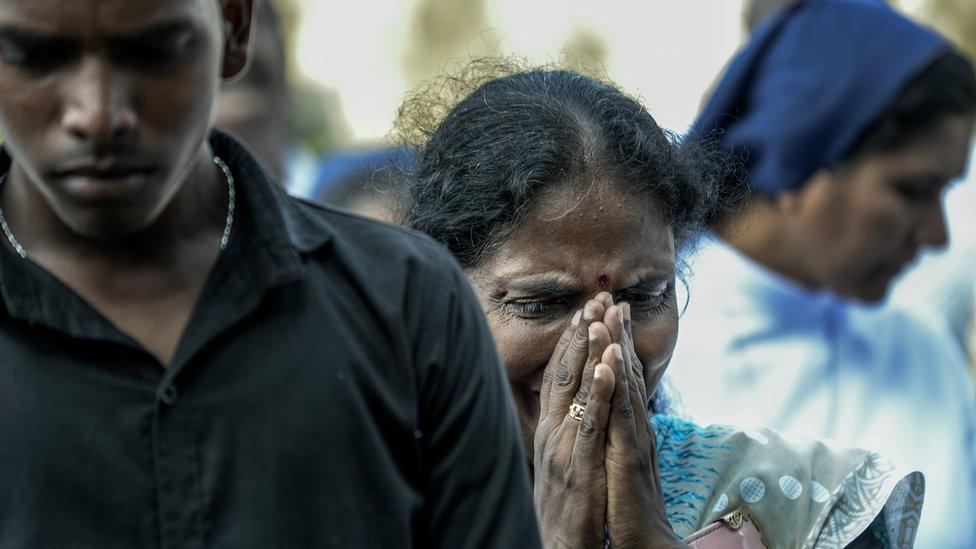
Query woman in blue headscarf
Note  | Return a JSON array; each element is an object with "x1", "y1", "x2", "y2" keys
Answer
[{"x1": 671, "y1": 1, "x2": 976, "y2": 546}]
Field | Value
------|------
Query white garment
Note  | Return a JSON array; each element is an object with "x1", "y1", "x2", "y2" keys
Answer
[{"x1": 669, "y1": 235, "x2": 976, "y2": 548}]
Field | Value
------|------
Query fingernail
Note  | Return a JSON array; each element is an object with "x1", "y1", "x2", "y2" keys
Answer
[
  {"x1": 594, "y1": 367, "x2": 603, "y2": 381},
  {"x1": 623, "y1": 302, "x2": 631, "y2": 321},
  {"x1": 613, "y1": 345, "x2": 623, "y2": 361},
  {"x1": 583, "y1": 303, "x2": 597, "y2": 321},
  {"x1": 572, "y1": 310, "x2": 582, "y2": 326},
  {"x1": 588, "y1": 323, "x2": 599, "y2": 340},
  {"x1": 618, "y1": 308, "x2": 624, "y2": 323}
]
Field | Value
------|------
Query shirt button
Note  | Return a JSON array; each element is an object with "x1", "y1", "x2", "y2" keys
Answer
[{"x1": 160, "y1": 383, "x2": 179, "y2": 406}]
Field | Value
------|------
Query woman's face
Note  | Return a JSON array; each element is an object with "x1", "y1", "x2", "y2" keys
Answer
[
  {"x1": 779, "y1": 115, "x2": 973, "y2": 302},
  {"x1": 467, "y1": 180, "x2": 678, "y2": 460}
]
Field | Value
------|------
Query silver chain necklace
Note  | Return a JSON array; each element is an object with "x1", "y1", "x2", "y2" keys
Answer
[{"x1": 0, "y1": 155, "x2": 236, "y2": 259}]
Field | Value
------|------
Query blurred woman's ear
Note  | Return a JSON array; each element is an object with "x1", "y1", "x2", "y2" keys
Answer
[
  {"x1": 775, "y1": 169, "x2": 833, "y2": 219},
  {"x1": 774, "y1": 185, "x2": 804, "y2": 219}
]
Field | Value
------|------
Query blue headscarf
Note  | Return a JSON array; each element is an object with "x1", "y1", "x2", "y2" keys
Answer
[{"x1": 692, "y1": 0, "x2": 950, "y2": 195}]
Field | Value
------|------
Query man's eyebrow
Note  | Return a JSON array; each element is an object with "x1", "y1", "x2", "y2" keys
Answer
[
  {"x1": 0, "y1": 25, "x2": 71, "y2": 47},
  {"x1": 109, "y1": 20, "x2": 196, "y2": 45},
  {"x1": 0, "y1": 20, "x2": 194, "y2": 48}
]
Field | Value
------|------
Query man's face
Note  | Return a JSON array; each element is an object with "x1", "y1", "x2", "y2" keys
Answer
[{"x1": 0, "y1": 0, "x2": 251, "y2": 238}]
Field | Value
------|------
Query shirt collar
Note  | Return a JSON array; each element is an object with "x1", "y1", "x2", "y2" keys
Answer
[{"x1": 210, "y1": 128, "x2": 332, "y2": 267}]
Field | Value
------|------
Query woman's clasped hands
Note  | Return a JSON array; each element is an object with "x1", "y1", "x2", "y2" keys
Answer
[{"x1": 533, "y1": 292, "x2": 686, "y2": 549}]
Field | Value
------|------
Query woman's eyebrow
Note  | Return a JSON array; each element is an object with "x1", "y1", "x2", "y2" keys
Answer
[
  {"x1": 626, "y1": 274, "x2": 672, "y2": 289},
  {"x1": 503, "y1": 280, "x2": 574, "y2": 296}
]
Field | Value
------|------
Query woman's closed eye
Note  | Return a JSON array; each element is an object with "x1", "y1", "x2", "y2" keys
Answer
[
  {"x1": 614, "y1": 280, "x2": 673, "y2": 318},
  {"x1": 501, "y1": 295, "x2": 575, "y2": 320}
]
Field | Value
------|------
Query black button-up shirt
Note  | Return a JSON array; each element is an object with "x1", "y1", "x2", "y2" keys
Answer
[{"x1": 0, "y1": 131, "x2": 539, "y2": 548}]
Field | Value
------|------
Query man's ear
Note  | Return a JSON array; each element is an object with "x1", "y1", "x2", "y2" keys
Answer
[{"x1": 220, "y1": 0, "x2": 255, "y2": 80}]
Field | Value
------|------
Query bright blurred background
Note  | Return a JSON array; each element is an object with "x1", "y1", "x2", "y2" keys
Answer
[
  {"x1": 273, "y1": 0, "x2": 975, "y2": 152},
  {"x1": 234, "y1": 0, "x2": 976, "y2": 352}
]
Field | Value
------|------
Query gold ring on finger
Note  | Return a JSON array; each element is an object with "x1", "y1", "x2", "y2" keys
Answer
[{"x1": 568, "y1": 403, "x2": 586, "y2": 421}]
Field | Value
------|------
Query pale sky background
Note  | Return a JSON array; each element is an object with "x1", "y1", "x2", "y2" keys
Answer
[
  {"x1": 292, "y1": 0, "x2": 745, "y2": 143},
  {"x1": 291, "y1": 0, "x2": 929, "y2": 144}
]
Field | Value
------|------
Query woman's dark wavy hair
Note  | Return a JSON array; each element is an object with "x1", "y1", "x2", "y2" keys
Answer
[{"x1": 399, "y1": 60, "x2": 730, "y2": 270}]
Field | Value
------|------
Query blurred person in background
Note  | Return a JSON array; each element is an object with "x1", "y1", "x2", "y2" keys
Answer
[
  {"x1": 0, "y1": 0, "x2": 540, "y2": 546},
  {"x1": 404, "y1": 62, "x2": 926, "y2": 548},
  {"x1": 215, "y1": 0, "x2": 343, "y2": 196},
  {"x1": 671, "y1": 1, "x2": 976, "y2": 546},
  {"x1": 887, "y1": 0, "x2": 976, "y2": 364},
  {"x1": 311, "y1": 147, "x2": 414, "y2": 222},
  {"x1": 215, "y1": 0, "x2": 290, "y2": 180}
]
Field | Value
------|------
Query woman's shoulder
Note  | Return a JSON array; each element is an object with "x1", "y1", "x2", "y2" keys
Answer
[{"x1": 652, "y1": 415, "x2": 924, "y2": 547}]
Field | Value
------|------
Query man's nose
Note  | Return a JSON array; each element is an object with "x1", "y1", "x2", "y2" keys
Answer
[{"x1": 60, "y1": 56, "x2": 137, "y2": 146}]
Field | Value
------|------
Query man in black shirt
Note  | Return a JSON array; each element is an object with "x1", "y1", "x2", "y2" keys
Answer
[{"x1": 0, "y1": 1, "x2": 539, "y2": 547}]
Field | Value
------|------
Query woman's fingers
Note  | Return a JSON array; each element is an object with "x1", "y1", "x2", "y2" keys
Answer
[
  {"x1": 570, "y1": 363, "x2": 614, "y2": 468},
  {"x1": 573, "y1": 321, "x2": 611, "y2": 412},
  {"x1": 604, "y1": 304, "x2": 624, "y2": 345},
  {"x1": 545, "y1": 300, "x2": 605, "y2": 421},
  {"x1": 621, "y1": 301, "x2": 634, "y2": 343},
  {"x1": 605, "y1": 343, "x2": 638, "y2": 450},
  {"x1": 573, "y1": 292, "x2": 614, "y2": 410},
  {"x1": 605, "y1": 304, "x2": 649, "y2": 419},
  {"x1": 620, "y1": 303, "x2": 645, "y2": 390},
  {"x1": 594, "y1": 291, "x2": 614, "y2": 312},
  {"x1": 619, "y1": 302, "x2": 649, "y2": 414},
  {"x1": 540, "y1": 309, "x2": 582, "y2": 418}
]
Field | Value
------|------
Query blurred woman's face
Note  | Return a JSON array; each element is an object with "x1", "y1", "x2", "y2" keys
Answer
[
  {"x1": 467, "y1": 180, "x2": 678, "y2": 460},
  {"x1": 779, "y1": 115, "x2": 973, "y2": 303}
]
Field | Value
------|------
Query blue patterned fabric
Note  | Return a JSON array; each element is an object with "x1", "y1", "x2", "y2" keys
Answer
[{"x1": 652, "y1": 415, "x2": 731, "y2": 531}]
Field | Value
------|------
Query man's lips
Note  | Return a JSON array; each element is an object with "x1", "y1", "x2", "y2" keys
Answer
[
  {"x1": 52, "y1": 162, "x2": 156, "y2": 179},
  {"x1": 51, "y1": 161, "x2": 158, "y2": 202}
]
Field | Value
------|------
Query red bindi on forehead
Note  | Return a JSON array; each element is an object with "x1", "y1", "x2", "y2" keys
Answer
[{"x1": 596, "y1": 274, "x2": 610, "y2": 288}]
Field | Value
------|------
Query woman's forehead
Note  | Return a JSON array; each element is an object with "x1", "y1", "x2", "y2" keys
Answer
[
  {"x1": 514, "y1": 181, "x2": 672, "y2": 252},
  {"x1": 475, "y1": 186, "x2": 676, "y2": 292}
]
